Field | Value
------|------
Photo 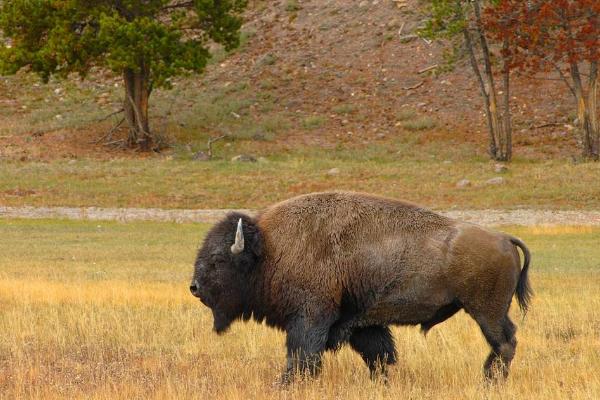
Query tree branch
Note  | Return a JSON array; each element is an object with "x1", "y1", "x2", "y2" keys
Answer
[
  {"x1": 92, "y1": 117, "x2": 125, "y2": 144},
  {"x1": 418, "y1": 65, "x2": 438, "y2": 74},
  {"x1": 207, "y1": 134, "x2": 228, "y2": 159},
  {"x1": 402, "y1": 80, "x2": 425, "y2": 90},
  {"x1": 96, "y1": 108, "x2": 124, "y2": 123},
  {"x1": 549, "y1": 61, "x2": 576, "y2": 98},
  {"x1": 531, "y1": 122, "x2": 563, "y2": 130}
]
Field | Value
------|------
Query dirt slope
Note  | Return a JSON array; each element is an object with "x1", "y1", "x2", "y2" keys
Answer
[
  {"x1": 0, "y1": 0, "x2": 579, "y2": 159},
  {"x1": 204, "y1": 0, "x2": 577, "y2": 153}
]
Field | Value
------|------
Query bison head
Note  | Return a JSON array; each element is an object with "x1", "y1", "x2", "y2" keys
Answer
[{"x1": 190, "y1": 213, "x2": 263, "y2": 334}]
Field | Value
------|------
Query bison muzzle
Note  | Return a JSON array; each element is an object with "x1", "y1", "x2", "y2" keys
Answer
[{"x1": 190, "y1": 191, "x2": 532, "y2": 384}]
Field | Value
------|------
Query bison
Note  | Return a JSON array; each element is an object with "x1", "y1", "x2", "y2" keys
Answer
[{"x1": 190, "y1": 191, "x2": 531, "y2": 384}]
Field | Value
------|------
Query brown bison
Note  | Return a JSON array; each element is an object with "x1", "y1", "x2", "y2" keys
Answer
[{"x1": 190, "y1": 191, "x2": 531, "y2": 383}]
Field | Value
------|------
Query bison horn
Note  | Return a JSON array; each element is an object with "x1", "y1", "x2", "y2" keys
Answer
[{"x1": 230, "y1": 218, "x2": 245, "y2": 254}]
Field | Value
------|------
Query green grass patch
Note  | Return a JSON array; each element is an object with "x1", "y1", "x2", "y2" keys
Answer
[
  {"x1": 0, "y1": 218, "x2": 210, "y2": 283},
  {"x1": 396, "y1": 108, "x2": 418, "y2": 121},
  {"x1": 506, "y1": 226, "x2": 600, "y2": 273},
  {"x1": 1, "y1": 220, "x2": 599, "y2": 283},
  {"x1": 150, "y1": 77, "x2": 290, "y2": 147},
  {"x1": 284, "y1": 0, "x2": 302, "y2": 12},
  {"x1": 0, "y1": 71, "x2": 121, "y2": 136},
  {"x1": 332, "y1": 104, "x2": 357, "y2": 115},
  {"x1": 402, "y1": 116, "x2": 437, "y2": 131},
  {"x1": 256, "y1": 53, "x2": 277, "y2": 66},
  {"x1": 2, "y1": 150, "x2": 600, "y2": 210},
  {"x1": 302, "y1": 115, "x2": 327, "y2": 130}
]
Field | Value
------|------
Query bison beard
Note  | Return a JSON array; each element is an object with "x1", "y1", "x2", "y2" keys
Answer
[
  {"x1": 211, "y1": 309, "x2": 231, "y2": 335},
  {"x1": 190, "y1": 191, "x2": 532, "y2": 385}
]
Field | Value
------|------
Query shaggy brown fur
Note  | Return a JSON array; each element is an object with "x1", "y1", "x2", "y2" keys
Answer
[{"x1": 190, "y1": 191, "x2": 531, "y2": 384}]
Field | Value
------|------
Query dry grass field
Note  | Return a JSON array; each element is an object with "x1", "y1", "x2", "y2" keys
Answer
[{"x1": 1, "y1": 219, "x2": 599, "y2": 399}]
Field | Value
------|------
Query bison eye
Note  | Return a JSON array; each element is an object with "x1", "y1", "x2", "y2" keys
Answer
[
  {"x1": 211, "y1": 254, "x2": 227, "y2": 264},
  {"x1": 204, "y1": 262, "x2": 215, "y2": 271}
]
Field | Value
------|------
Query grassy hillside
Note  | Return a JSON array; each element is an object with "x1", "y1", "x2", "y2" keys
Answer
[
  {"x1": 1, "y1": 219, "x2": 599, "y2": 399},
  {"x1": 0, "y1": 0, "x2": 593, "y2": 211}
]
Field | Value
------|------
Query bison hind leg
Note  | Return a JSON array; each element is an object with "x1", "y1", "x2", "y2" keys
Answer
[
  {"x1": 420, "y1": 300, "x2": 462, "y2": 336},
  {"x1": 349, "y1": 325, "x2": 397, "y2": 381},
  {"x1": 478, "y1": 316, "x2": 517, "y2": 381}
]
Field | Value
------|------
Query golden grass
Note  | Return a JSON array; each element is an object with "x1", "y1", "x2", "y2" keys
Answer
[{"x1": 1, "y1": 220, "x2": 599, "y2": 399}]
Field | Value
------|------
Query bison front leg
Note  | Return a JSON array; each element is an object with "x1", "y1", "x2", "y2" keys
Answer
[
  {"x1": 279, "y1": 316, "x2": 330, "y2": 385},
  {"x1": 349, "y1": 325, "x2": 397, "y2": 382}
]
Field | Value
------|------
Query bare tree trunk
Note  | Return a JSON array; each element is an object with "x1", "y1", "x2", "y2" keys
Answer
[
  {"x1": 473, "y1": 3, "x2": 502, "y2": 157},
  {"x1": 500, "y1": 38, "x2": 512, "y2": 161},
  {"x1": 473, "y1": 0, "x2": 503, "y2": 160},
  {"x1": 460, "y1": 0, "x2": 497, "y2": 158},
  {"x1": 588, "y1": 61, "x2": 599, "y2": 159},
  {"x1": 123, "y1": 62, "x2": 152, "y2": 151},
  {"x1": 570, "y1": 62, "x2": 595, "y2": 159},
  {"x1": 464, "y1": 0, "x2": 512, "y2": 161}
]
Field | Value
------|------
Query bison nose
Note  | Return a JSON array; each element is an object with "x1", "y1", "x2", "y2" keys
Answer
[{"x1": 190, "y1": 280, "x2": 200, "y2": 297}]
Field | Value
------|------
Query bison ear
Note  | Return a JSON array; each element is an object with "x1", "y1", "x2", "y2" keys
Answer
[{"x1": 249, "y1": 228, "x2": 263, "y2": 258}]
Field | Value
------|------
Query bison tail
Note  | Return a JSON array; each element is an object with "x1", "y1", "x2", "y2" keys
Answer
[{"x1": 510, "y1": 237, "x2": 532, "y2": 315}]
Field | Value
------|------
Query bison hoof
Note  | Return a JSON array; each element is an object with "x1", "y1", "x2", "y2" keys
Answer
[{"x1": 274, "y1": 371, "x2": 294, "y2": 388}]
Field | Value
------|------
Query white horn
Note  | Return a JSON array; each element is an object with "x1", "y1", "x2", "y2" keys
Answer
[{"x1": 230, "y1": 218, "x2": 245, "y2": 254}]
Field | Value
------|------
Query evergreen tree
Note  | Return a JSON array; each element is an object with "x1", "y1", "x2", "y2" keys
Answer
[{"x1": 0, "y1": 0, "x2": 247, "y2": 150}]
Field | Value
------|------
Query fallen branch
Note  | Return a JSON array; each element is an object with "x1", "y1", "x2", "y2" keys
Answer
[
  {"x1": 399, "y1": 34, "x2": 418, "y2": 43},
  {"x1": 418, "y1": 65, "x2": 438, "y2": 74},
  {"x1": 207, "y1": 134, "x2": 228, "y2": 159},
  {"x1": 104, "y1": 138, "x2": 125, "y2": 147},
  {"x1": 96, "y1": 108, "x2": 124, "y2": 123},
  {"x1": 92, "y1": 117, "x2": 125, "y2": 144},
  {"x1": 402, "y1": 80, "x2": 425, "y2": 90},
  {"x1": 398, "y1": 22, "x2": 406, "y2": 36},
  {"x1": 531, "y1": 122, "x2": 563, "y2": 130},
  {"x1": 30, "y1": 126, "x2": 64, "y2": 137}
]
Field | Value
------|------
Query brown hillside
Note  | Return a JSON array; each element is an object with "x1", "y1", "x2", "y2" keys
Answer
[
  {"x1": 204, "y1": 0, "x2": 578, "y2": 154},
  {"x1": 0, "y1": 0, "x2": 580, "y2": 160}
]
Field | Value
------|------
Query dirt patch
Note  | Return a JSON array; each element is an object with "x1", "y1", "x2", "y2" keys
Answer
[
  {"x1": 2, "y1": 206, "x2": 599, "y2": 226},
  {"x1": 0, "y1": 126, "x2": 142, "y2": 161}
]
